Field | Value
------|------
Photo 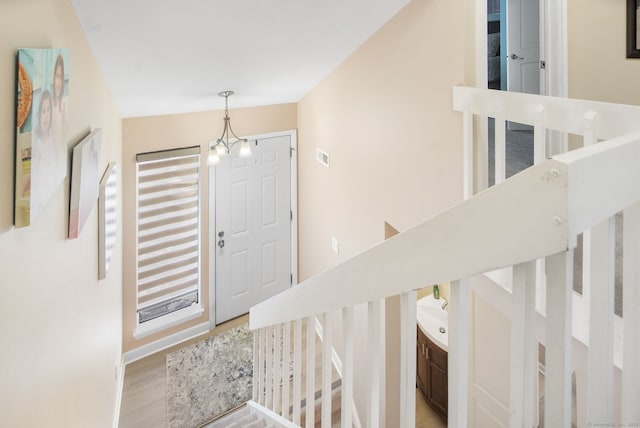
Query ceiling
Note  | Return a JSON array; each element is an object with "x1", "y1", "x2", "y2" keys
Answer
[{"x1": 68, "y1": 0, "x2": 411, "y2": 118}]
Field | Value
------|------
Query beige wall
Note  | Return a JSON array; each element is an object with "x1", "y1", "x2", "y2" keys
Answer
[
  {"x1": 297, "y1": 0, "x2": 466, "y2": 282},
  {"x1": 122, "y1": 104, "x2": 297, "y2": 352},
  {"x1": 297, "y1": 0, "x2": 466, "y2": 424},
  {"x1": 568, "y1": 0, "x2": 640, "y2": 106},
  {"x1": 0, "y1": 0, "x2": 123, "y2": 427}
]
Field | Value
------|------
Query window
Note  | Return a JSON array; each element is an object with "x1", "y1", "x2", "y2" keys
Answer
[{"x1": 135, "y1": 146, "x2": 202, "y2": 336}]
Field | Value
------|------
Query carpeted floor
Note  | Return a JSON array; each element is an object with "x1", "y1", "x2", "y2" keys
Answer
[{"x1": 166, "y1": 322, "x2": 253, "y2": 428}]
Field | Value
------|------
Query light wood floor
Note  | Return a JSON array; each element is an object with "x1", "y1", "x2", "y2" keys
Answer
[
  {"x1": 118, "y1": 315, "x2": 249, "y2": 428},
  {"x1": 118, "y1": 314, "x2": 446, "y2": 427},
  {"x1": 415, "y1": 389, "x2": 447, "y2": 428}
]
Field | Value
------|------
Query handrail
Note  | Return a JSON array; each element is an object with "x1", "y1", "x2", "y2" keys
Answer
[
  {"x1": 250, "y1": 130, "x2": 640, "y2": 330},
  {"x1": 453, "y1": 86, "x2": 640, "y2": 139}
]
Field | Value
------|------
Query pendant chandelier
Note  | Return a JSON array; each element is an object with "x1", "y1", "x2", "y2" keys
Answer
[{"x1": 208, "y1": 90, "x2": 252, "y2": 165}]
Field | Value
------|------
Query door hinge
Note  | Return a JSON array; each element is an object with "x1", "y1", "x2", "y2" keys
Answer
[
  {"x1": 539, "y1": 60, "x2": 546, "y2": 69},
  {"x1": 290, "y1": 273, "x2": 293, "y2": 284},
  {"x1": 290, "y1": 210, "x2": 293, "y2": 221},
  {"x1": 290, "y1": 147, "x2": 295, "y2": 158}
]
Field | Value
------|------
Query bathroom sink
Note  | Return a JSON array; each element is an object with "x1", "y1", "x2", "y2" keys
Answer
[{"x1": 416, "y1": 294, "x2": 448, "y2": 351}]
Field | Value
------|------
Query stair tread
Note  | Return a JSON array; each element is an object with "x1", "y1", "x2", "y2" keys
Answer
[
  {"x1": 227, "y1": 412, "x2": 258, "y2": 428},
  {"x1": 245, "y1": 416, "x2": 268, "y2": 428},
  {"x1": 203, "y1": 406, "x2": 249, "y2": 428}
]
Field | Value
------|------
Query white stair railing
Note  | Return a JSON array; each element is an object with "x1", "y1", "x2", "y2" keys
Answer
[
  {"x1": 249, "y1": 87, "x2": 640, "y2": 427},
  {"x1": 455, "y1": 86, "x2": 640, "y2": 427}
]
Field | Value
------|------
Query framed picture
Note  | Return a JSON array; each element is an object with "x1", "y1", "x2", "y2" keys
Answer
[
  {"x1": 69, "y1": 128, "x2": 101, "y2": 239},
  {"x1": 14, "y1": 48, "x2": 70, "y2": 227},
  {"x1": 628, "y1": 0, "x2": 640, "y2": 58},
  {"x1": 99, "y1": 162, "x2": 117, "y2": 280}
]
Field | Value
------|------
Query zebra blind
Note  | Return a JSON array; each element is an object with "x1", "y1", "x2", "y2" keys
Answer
[{"x1": 136, "y1": 147, "x2": 201, "y2": 324}]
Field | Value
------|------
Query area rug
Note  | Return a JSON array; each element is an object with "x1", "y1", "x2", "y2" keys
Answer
[{"x1": 166, "y1": 323, "x2": 253, "y2": 428}]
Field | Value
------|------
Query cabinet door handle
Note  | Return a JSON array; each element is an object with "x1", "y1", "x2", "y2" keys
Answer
[
  {"x1": 426, "y1": 348, "x2": 430, "y2": 361},
  {"x1": 421, "y1": 343, "x2": 425, "y2": 355}
]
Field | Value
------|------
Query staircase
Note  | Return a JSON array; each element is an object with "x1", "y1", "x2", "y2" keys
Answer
[
  {"x1": 202, "y1": 383, "x2": 343, "y2": 428},
  {"x1": 203, "y1": 404, "x2": 279, "y2": 428},
  {"x1": 248, "y1": 87, "x2": 640, "y2": 427}
]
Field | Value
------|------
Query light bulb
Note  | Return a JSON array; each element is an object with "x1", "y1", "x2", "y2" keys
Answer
[
  {"x1": 216, "y1": 143, "x2": 227, "y2": 156},
  {"x1": 238, "y1": 140, "x2": 252, "y2": 157},
  {"x1": 208, "y1": 151, "x2": 220, "y2": 165}
]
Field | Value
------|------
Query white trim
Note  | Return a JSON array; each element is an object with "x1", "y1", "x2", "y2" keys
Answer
[
  {"x1": 133, "y1": 304, "x2": 204, "y2": 340},
  {"x1": 476, "y1": 0, "x2": 488, "y2": 88},
  {"x1": 209, "y1": 129, "x2": 298, "y2": 329},
  {"x1": 290, "y1": 131, "x2": 298, "y2": 286},
  {"x1": 112, "y1": 355, "x2": 125, "y2": 428},
  {"x1": 246, "y1": 400, "x2": 299, "y2": 428},
  {"x1": 541, "y1": 0, "x2": 567, "y2": 98},
  {"x1": 205, "y1": 139, "x2": 223, "y2": 329},
  {"x1": 124, "y1": 321, "x2": 209, "y2": 364}
]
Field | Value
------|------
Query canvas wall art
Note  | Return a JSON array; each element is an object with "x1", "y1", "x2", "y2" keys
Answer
[
  {"x1": 14, "y1": 48, "x2": 70, "y2": 227},
  {"x1": 69, "y1": 128, "x2": 101, "y2": 239},
  {"x1": 99, "y1": 162, "x2": 117, "y2": 280}
]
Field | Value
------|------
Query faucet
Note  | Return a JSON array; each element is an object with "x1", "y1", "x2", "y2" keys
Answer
[{"x1": 441, "y1": 300, "x2": 448, "y2": 311}]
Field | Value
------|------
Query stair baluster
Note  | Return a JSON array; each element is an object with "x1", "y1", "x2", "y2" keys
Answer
[
  {"x1": 622, "y1": 202, "x2": 640, "y2": 424},
  {"x1": 321, "y1": 312, "x2": 333, "y2": 428},
  {"x1": 545, "y1": 250, "x2": 574, "y2": 427},
  {"x1": 306, "y1": 315, "x2": 316, "y2": 428},
  {"x1": 293, "y1": 319, "x2": 303, "y2": 425}
]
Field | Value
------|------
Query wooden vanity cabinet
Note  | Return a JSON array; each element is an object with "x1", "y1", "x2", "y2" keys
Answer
[{"x1": 416, "y1": 327, "x2": 448, "y2": 420}]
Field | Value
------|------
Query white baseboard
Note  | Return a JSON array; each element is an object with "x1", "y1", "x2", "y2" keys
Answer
[
  {"x1": 113, "y1": 355, "x2": 125, "y2": 428},
  {"x1": 123, "y1": 321, "x2": 210, "y2": 364}
]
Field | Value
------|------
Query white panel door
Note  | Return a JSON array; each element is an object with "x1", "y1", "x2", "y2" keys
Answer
[
  {"x1": 507, "y1": 0, "x2": 540, "y2": 95},
  {"x1": 215, "y1": 135, "x2": 291, "y2": 324}
]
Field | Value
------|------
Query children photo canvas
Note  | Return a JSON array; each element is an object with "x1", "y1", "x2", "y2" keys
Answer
[{"x1": 14, "y1": 48, "x2": 70, "y2": 227}]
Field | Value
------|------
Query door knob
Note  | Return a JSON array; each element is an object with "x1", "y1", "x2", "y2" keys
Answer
[
  {"x1": 510, "y1": 53, "x2": 525, "y2": 60},
  {"x1": 218, "y1": 239, "x2": 225, "y2": 248}
]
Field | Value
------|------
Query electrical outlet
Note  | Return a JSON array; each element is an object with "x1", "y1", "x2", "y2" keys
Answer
[{"x1": 331, "y1": 236, "x2": 339, "y2": 255}]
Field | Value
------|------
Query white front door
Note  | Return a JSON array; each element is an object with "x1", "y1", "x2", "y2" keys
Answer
[
  {"x1": 507, "y1": 0, "x2": 540, "y2": 95},
  {"x1": 214, "y1": 134, "x2": 292, "y2": 324}
]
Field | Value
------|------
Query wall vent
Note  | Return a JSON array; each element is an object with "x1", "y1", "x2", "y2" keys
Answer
[{"x1": 316, "y1": 147, "x2": 330, "y2": 168}]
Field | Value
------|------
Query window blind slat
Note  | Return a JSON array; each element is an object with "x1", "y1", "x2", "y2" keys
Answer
[
  {"x1": 136, "y1": 146, "x2": 200, "y2": 324},
  {"x1": 138, "y1": 218, "x2": 198, "y2": 241},
  {"x1": 138, "y1": 268, "x2": 199, "y2": 294},
  {"x1": 138, "y1": 225, "x2": 197, "y2": 249},
  {"x1": 139, "y1": 230, "x2": 198, "y2": 254},
  {"x1": 137, "y1": 251, "x2": 198, "y2": 277},
  {"x1": 139, "y1": 207, "x2": 198, "y2": 229},
  {"x1": 139, "y1": 203, "x2": 198, "y2": 223}
]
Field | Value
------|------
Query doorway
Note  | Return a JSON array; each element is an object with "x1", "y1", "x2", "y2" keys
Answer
[
  {"x1": 210, "y1": 131, "x2": 298, "y2": 326},
  {"x1": 487, "y1": 0, "x2": 539, "y2": 186}
]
